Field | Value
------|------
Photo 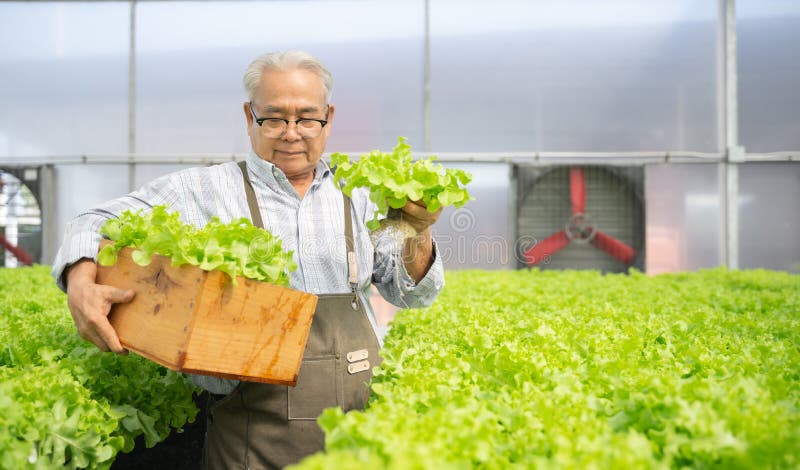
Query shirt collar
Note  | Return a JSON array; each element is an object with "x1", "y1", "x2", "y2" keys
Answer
[{"x1": 245, "y1": 151, "x2": 332, "y2": 188}]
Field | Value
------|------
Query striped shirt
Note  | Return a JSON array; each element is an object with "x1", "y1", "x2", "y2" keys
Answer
[{"x1": 51, "y1": 152, "x2": 444, "y2": 393}]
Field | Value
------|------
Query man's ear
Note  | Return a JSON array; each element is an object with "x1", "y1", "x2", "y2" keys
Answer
[
  {"x1": 243, "y1": 102, "x2": 253, "y2": 129},
  {"x1": 324, "y1": 103, "x2": 335, "y2": 136},
  {"x1": 327, "y1": 103, "x2": 335, "y2": 124}
]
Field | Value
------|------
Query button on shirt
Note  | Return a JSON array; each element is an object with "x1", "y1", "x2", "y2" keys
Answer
[{"x1": 51, "y1": 152, "x2": 444, "y2": 393}]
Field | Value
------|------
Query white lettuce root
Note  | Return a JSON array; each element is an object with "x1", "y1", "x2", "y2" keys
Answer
[{"x1": 369, "y1": 209, "x2": 417, "y2": 246}]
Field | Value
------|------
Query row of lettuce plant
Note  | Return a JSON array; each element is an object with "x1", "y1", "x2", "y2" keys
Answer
[
  {"x1": 0, "y1": 266, "x2": 199, "y2": 469},
  {"x1": 293, "y1": 268, "x2": 800, "y2": 469}
]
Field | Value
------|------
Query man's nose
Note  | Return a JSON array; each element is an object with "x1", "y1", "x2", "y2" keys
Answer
[{"x1": 282, "y1": 122, "x2": 302, "y2": 142}]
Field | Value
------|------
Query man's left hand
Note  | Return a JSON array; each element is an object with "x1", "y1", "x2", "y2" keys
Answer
[
  {"x1": 400, "y1": 199, "x2": 443, "y2": 234},
  {"x1": 399, "y1": 200, "x2": 441, "y2": 282}
]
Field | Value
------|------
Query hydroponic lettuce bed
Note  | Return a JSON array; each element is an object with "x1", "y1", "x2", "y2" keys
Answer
[
  {"x1": 0, "y1": 266, "x2": 199, "y2": 469},
  {"x1": 292, "y1": 269, "x2": 800, "y2": 469},
  {"x1": 2, "y1": 267, "x2": 798, "y2": 469}
]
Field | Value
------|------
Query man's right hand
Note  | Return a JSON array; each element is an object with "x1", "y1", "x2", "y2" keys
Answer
[{"x1": 66, "y1": 259, "x2": 135, "y2": 354}]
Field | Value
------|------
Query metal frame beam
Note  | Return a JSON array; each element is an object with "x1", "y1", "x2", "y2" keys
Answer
[
  {"x1": 720, "y1": 0, "x2": 741, "y2": 269},
  {"x1": 39, "y1": 165, "x2": 57, "y2": 265},
  {"x1": 2, "y1": 149, "x2": 799, "y2": 167},
  {"x1": 423, "y1": 0, "x2": 431, "y2": 153},
  {"x1": 128, "y1": 0, "x2": 137, "y2": 192}
]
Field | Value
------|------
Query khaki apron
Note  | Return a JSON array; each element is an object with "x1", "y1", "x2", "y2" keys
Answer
[{"x1": 204, "y1": 162, "x2": 381, "y2": 469}]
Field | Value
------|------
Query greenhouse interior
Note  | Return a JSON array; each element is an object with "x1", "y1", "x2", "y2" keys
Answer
[{"x1": 1, "y1": 0, "x2": 798, "y2": 469}]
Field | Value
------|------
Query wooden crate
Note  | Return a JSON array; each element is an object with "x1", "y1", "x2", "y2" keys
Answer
[{"x1": 95, "y1": 245, "x2": 318, "y2": 386}]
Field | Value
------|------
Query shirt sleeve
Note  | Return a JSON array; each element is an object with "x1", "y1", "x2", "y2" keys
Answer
[
  {"x1": 189, "y1": 374, "x2": 240, "y2": 395},
  {"x1": 50, "y1": 174, "x2": 183, "y2": 292},
  {"x1": 372, "y1": 232, "x2": 445, "y2": 309}
]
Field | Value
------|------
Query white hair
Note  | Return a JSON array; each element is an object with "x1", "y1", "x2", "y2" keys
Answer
[{"x1": 243, "y1": 50, "x2": 333, "y2": 103}]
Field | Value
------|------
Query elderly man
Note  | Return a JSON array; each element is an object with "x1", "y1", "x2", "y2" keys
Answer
[{"x1": 52, "y1": 50, "x2": 444, "y2": 469}]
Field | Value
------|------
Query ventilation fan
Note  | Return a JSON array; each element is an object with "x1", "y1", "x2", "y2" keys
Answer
[
  {"x1": 516, "y1": 165, "x2": 644, "y2": 273},
  {"x1": 1, "y1": 167, "x2": 43, "y2": 266}
]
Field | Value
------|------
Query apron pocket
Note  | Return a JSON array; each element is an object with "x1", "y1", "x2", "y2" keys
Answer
[
  {"x1": 207, "y1": 382, "x2": 245, "y2": 415},
  {"x1": 287, "y1": 356, "x2": 338, "y2": 420}
]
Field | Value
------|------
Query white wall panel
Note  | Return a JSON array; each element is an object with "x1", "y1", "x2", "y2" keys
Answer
[
  {"x1": 645, "y1": 164, "x2": 723, "y2": 274},
  {"x1": 429, "y1": 0, "x2": 719, "y2": 153},
  {"x1": 738, "y1": 1, "x2": 800, "y2": 152},
  {"x1": 0, "y1": 3, "x2": 130, "y2": 157},
  {"x1": 134, "y1": 0, "x2": 425, "y2": 156},
  {"x1": 133, "y1": 163, "x2": 197, "y2": 190},
  {"x1": 430, "y1": 162, "x2": 512, "y2": 270},
  {"x1": 738, "y1": 162, "x2": 800, "y2": 272},
  {"x1": 51, "y1": 164, "x2": 129, "y2": 264}
]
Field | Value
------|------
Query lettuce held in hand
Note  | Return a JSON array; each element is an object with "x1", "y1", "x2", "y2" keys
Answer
[
  {"x1": 98, "y1": 205, "x2": 296, "y2": 286},
  {"x1": 331, "y1": 137, "x2": 472, "y2": 238}
]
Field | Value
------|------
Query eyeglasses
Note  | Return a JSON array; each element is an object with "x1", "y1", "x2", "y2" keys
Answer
[{"x1": 249, "y1": 102, "x2": 329, "y2": 139}]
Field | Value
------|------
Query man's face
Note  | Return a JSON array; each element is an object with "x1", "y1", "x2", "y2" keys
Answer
[{"x1": 245, "y1": 68, "x2": 334, "y2": 179}]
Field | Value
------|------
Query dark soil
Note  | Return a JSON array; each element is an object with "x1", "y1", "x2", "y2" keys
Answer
[{"x1": 111, "y1": 392, "x2": 208, "y2": 470}]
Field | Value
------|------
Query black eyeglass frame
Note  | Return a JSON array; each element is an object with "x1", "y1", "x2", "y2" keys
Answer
[{"x1": 248, "y1": 101, "x2": 329, "y2": 136}]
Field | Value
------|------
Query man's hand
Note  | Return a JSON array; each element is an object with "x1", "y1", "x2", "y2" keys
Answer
[
  {"x1": 399, "y1": 199, "x2": 443, "y2": 234},
  {"x1": 66, "y1": 259, "x2": 135, "y2": 354},
  {"x1": 400, "y1": 200, "x2": 442, "y2": 283}
]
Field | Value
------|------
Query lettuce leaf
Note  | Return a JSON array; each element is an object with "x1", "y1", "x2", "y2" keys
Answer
[
  {"x1": 0, "y1": 267, "x2": 199, "y2": 469},
  {"x1": 331, "y1": 137, "x2": 473, "y2": 231},
  {"x1": 98, "y1": 206, "x2": 296, "y2": 286},
  {"x1": 290, "y1": 268, "x2": 800, "y2": 469}
]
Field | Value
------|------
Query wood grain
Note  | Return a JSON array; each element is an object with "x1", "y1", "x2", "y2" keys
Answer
[{"x1": 95, "y1": 244, "x2": 317, "y2": 386}]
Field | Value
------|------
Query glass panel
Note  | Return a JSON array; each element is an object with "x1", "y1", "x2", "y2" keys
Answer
[
  {"x1": 645, "y1": 163, "x2": 723, "y2": 274},
  {"x1": 133, "y1": 163, "x2": 196, "y2": 189},
  {"x1": 430, "y1": 0, "x2": 719, "y2": 152},
  {"x1": 431, "y1": 162, "x2": 511, "y2": 270},
  {"x1": 738, "y1": 163, "x2": 800, "y2": 273},
  {"x1": 0, "y1": 2, "x2": 130, "y2": 157},
  {"x1": 135, "y1": 0, "x2": 424, "y2": 155},
  {"x1": 52, "y1": 164, "x2": 131, "y2": 263},
  {"x1": 738, "y1": 1, "x2": 800, "y2": 152}
]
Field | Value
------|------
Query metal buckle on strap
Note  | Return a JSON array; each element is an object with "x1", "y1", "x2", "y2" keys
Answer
[
  {"x1": 346, "y1": 349, "x2": 368, "y2": 363},
  {"x1": 347, "y1": 359, "x2": 370, "y2": 374},
  {"x1": 350, "y1": 286, "x2": 359, "y2": 310},
  {"x1": 347, "y1": 252, "x2": 358, "y2": 285}
]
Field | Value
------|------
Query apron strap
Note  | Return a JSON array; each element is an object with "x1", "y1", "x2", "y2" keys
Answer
[
  {"x1": 342, "y1": 193, "x2": 359, "y2": 291},
  {"x1": 237, "y1": 160, "x2": 265, "y2": 230},
  {"x1": 237, "y1": 160, "x2": 359, "y2": 297}
]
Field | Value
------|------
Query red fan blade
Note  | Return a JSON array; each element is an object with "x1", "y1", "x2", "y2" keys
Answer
[
  {"x1": 570, "y1": 167, "x2": 586, "y2": 215},
  {"x1": 591, "y1": 230, "x2": 635, "y2": 265},
  {"x1": 523, "y1": 231, "x2": 570, "y2": 266},
  {"x1": 0, "y1": 234, "x2": 33, "y2": 265}
]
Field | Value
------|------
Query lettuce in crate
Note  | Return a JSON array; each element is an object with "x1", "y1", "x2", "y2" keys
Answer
[
  {"x1": 97, "y1": 205, "x2": 296, "y2": 286},
  {"x1": 331, "y1": 137, "x2": 473, "y2": 241}
]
